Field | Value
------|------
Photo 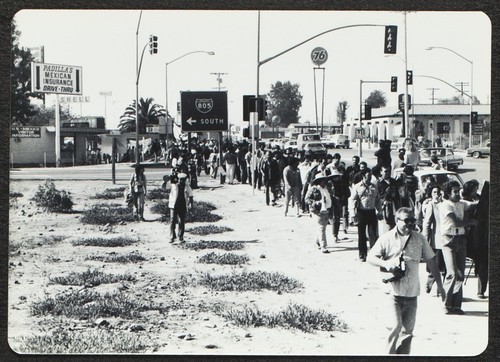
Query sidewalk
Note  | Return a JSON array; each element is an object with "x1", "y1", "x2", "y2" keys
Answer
[{"x1": 191, "y1": 176, "x2": 489, "y2": 356}]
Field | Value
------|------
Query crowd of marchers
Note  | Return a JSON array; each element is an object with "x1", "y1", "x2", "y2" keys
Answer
[{"x1": 125, "y1": 136, "x2": 488, "y2": 355}]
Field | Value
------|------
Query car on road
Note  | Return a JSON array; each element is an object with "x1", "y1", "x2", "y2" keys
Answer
[
  {"x1": 321, "y1": 134, "x2": 350, "y2": 149},
  {"x1": 467, "y1": 140, "x2": 490, "y2": 158},
  {"x1": 418, "y1": 147, "x2": 464, "y2": 171},
  {"x1": 297, "y1": 133, "x2": 321, "y2": 151},
  {"x1": 394, "y1": 168, "x2": 465, "y2": 190},
  {"x1": 302, "y1": 142, "x2": 327, "y2": 158}
]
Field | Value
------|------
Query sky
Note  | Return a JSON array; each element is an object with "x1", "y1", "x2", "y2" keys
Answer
[{"x1": 13, "y1": 10, "x2": 491, "y2": 130}]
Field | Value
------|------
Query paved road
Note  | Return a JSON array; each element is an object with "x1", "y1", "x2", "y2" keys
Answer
[{"x1": 10, "y1": 146, "x2": 490, "y2": 185}]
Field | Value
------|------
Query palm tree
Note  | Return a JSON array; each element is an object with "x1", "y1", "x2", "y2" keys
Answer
[
  {"x1": 365, "y1": 90, "x2": 387, "y2": 108},
  {"x1": 118, "y1": 97, "x2": 166, "y2": 133}
]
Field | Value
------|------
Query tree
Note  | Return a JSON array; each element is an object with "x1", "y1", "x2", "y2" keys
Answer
[
  {"x1": 11, "y1": 20, "x2": 42, "y2": 125},
  {"x1": 365, "y1": 90, "x2": 387, "y2": 108},
  {"x1": 265, "y1": 81, "x2": 302, "y2": 128},
  {"x1": 336, "y1": 101, "x2": 349, "y2": 125},
  {"x1": 29, "y1": 104, "x2": 74, "y2": 126},
  {"x1": 438, "y1": 95, "x2": 481, "y2": 105},
  {"x1": 118, "y1": 97, "x2": 166, "y2": 133}
]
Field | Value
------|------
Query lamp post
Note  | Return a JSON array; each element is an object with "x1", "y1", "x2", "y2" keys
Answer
[
  {"x1": 165, "y1": 51, "x2": 215, "y2": 142},
  {"x1": 426, "y1": 46, "x2": 473, "y2": 149}
]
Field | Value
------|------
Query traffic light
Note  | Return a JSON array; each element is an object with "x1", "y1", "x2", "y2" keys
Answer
[
  {"x1": 406, "y1": 70, "x2": 413, "y2": 85},
  {"x1": 149, "y1": 35, "x2": 158, "y2": 54},
  {"x1": 384, "y1": 25, "x2": 398, "y2": 54},
  {"x1": 391, "y1": 76, "x2": 398, "y2": 92},
  {"x1": 471, "y1": 111, "x2": 478, "y2": 125},
  {"x1": 243, "y1": 127, "x2": 250, "y2": 138},
  {"x1": 364, "y1": 104, "x2": 372, "y2": 120},
  {"x1": 243, "y1": 95, "x2": 266, "y2": 121}
]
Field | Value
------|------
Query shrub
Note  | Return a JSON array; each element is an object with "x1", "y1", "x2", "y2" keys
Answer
[
  {"x1": 30, "y1": 289, "x2": 168, "y2": 319},
  {"x1": 71, "y1": 237, "x2": 136, "y2": 247},
  {"x1": 31, "y1": 180, "x2": 73, "y2": 212},
  {"x1": 198, "y1": 252, "x2": 249, "y2": 265},
  {"x1": 213, "y1": 302, "x2": 349, "y2": 333},
  {"x1": 187, "y1": 225, "x2": 233, "y2": 235},
  {"x1": 14, "y1": 329, "x2": 155, "y2": 354},
  {"x1": 150, "y1": 200, "x2": 170, "y2": 221},
  {"x1": 91, "y1": 187, "x2": 126, "y2": 200},
  {"x1": 178, "y1": 240, "x2": 244, "y2": 251},
  {"x1": 200, "y1": 271, "x2": 302, "y2": 292},
  {"x1": 81, "y1": 203, "x2": 135, "y2": 224},
  {"x1": 147, "y1": 187, "x2": 169, "y2": 200},
  {"x1": 9, "y1": 192, "x2": 23, "y2": 198},
  {"x1": 187, "y1": 201, "x2": 222, "y2": 223},
  {"x1": 86, "y1": 251, "x2": 146, "y2": 263},
  {"x1": 50, "y1": 268, "x2": 135, "y2": 286}
]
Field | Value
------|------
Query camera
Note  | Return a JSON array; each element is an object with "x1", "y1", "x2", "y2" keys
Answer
[{"x1": 382, "y1": 266, "x2": 405, "y2": 284}]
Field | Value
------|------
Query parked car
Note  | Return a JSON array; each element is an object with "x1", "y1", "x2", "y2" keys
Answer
[
  {"x1": 330, "y1": 134, "x2": 350, "y2": 149},
  {"x1": 394, "y1": 168, "x2": 464, "y2": 190},
  {"x1": 466, "y1": 140, "x2": 490, "y2": 158},
  {"x1": 418, "y1": 147, "x2": 463, "y2": 171},
  {"x1": 321, "y1": 136, "x2": 336, "y2": 149},
  {"x1": 297, "y1": 133, "x2": 321, "y2": 150},
  {"x1": 284, "y1": 140, "x2": 298, "y2": 153},
  {"x1": 302, "y1": 142, "x2": 327, "y2": 158}
]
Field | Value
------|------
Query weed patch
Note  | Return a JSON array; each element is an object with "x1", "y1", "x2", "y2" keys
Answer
[
  {"x1": 71, "y1": 237, "x2": 136, "y2": 247},
  {"x1": 9, "y1": 192, "x2": 23, "y2": 198},
  {"x1": 86, "y1": 251, "x2": 146, "y2": 263},
  {"x1": 31, "y1": 180, "x2": 73, "y2": 212},
  {"x1": 179, "y1": 240, "x2": 244, "y2": 251},
  {"x1": 213, "y1": 302, "x2": 349, "y2": 333},
  {"x1": 91, "y1": 187, "x2": 126, "y2": 200},
  {"x1": 30, "y1": 289, "x2": 168, "y2": 319},
  {"x1": 13, "y1": 328, "x2": 156, "y2": 354},
  {"x1": 198, "y1": 252, "x2": 249, "y2": 265},
  {"x1": 200, "y1": 271, "x2": 302, "y2": 292},
  {"x1": 187, "y1": 201, "x2": 222, "y2": 223},
  {"x1": 187, "y1": 225, "x2": 233, "y2": 235},
  {"x1": 150, "y1": 200, "x2": 170, "y2": 221},
  {"x1": 81, "y1": 203, "x2": 135, "y2": 224},
  {"x1": 147, "y1": 187, "x2": 169, "y2": 200},
  {"x1": 50, "y1": 268, "x2": 135, "y2": 286}
]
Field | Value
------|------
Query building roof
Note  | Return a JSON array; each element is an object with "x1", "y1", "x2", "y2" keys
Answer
[{"x1": 372, "y1": 103, "x2": 490, "y2": 118}]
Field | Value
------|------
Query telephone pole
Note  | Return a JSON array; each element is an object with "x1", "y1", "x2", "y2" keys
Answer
[
  {"x1": 427, "y1": 87, "x2": 439, "y2": 104},
  {"x1": 211, "y1": 72, "x2": 228, "y2": 91}
]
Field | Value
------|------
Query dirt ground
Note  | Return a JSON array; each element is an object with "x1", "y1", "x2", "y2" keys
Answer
[{"x1": 7, "y1": 173, "x2": 489, "y2": 357}]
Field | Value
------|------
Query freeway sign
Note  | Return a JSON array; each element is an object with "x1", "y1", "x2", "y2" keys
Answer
[
  {"x1": 31, "y1": 62, "x2": 83, "y2": 95},
  {"x1": 181, "y1": 91, "x2": 228, "y2": 132}
]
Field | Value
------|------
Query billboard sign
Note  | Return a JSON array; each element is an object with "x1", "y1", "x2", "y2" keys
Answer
[{"x1": 31, "y1": 62, "x2": 83, "y2": 95}]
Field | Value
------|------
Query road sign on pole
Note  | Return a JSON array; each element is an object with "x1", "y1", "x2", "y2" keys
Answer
[
  {"x1": 181, "y1": 91, "x2": 228, "y2": 132},
  {"x1": 31, "y1": 62, "x2": 83, "y2": 95}
]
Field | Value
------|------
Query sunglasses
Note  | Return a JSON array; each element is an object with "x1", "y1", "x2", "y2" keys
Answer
[{"x1": 398, "y1": 217, "x2": 416, "y2": 225}]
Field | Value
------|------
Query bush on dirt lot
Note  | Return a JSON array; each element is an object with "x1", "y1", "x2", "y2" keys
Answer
[
  {"x1": 81, "y1": 203, "x2": 135, "y2": 224},
  {"x1": 31, "y1": 180, "x2": 73, "y2": 212}
]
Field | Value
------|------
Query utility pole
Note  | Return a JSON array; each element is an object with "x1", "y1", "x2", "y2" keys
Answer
[
  {"x1": 211, "y1": 72, "x2": 228, "y2": 184},
  {"x1": 427, "y1": 87, "x2": 439, "y2": 104},
  {"x1": 211, "y1": 72, "x2": 228, "y2": 91}
]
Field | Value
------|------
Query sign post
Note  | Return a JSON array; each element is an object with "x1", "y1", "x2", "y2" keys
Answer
[{"x1": 31, "y1": 62, "x2": 83, "y2": 167}]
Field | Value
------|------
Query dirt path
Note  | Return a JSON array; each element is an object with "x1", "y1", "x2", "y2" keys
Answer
[{"x1": 8, "y1": 175, "x2": 489, "y2": 356}]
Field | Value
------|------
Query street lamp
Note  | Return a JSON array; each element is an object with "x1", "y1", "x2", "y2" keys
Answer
[
  {"x1": 426, "y1": 46, "x2": 473, "y2": 148},
  {"x1": 165, "y1": 51, "x2": 215, "y2": 141}
]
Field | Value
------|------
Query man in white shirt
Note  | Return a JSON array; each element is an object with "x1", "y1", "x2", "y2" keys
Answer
[{"x1": 368, "y1": 207, "x2": 446, "y2": 354}]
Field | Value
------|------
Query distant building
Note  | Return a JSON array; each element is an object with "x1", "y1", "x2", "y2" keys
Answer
[{"x1": 344, "y1": 103, "x2": 490, "y2": 147}]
